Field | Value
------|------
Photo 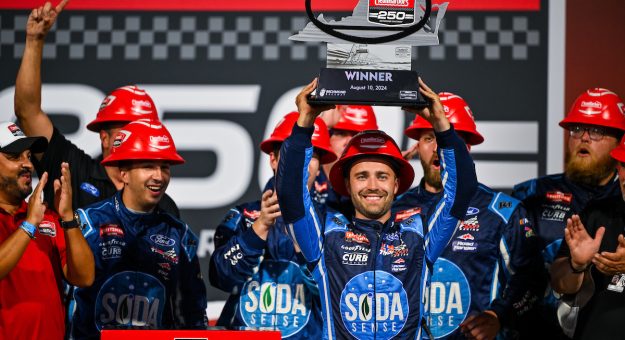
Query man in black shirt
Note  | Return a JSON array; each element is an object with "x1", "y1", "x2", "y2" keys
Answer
[
  {"x1": 13, "y1": 0, "x2": 179, "y2": 216},
  {"x1": 552, "y1": 135, "x2": 625, "y2": 339}
]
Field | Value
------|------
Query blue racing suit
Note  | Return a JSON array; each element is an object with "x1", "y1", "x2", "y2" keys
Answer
[
  {"x1": 394, "y1": 181, "x2": 545, "y2": 338},
  {"x1": 511, "y1": 173, "x2": 620, "y2": 338},
  {"x1": 313, "y1": 170, "x2": 354, "y2": 217},
  {"x1": 209, "y1": 178, "x2": 323, "y2": 339},
  {"x1": 276, "y1": 124, "x2": 477, "y2": 340},
  {"x1": 72, "y1": 192, "x2": 207, "y2": 339}
]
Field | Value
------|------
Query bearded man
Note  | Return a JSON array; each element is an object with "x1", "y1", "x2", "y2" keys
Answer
[{"x1": 513, "y1": 88, "x2": 625, "y2": 338}]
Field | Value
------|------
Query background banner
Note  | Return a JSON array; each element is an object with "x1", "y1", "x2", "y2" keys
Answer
[{"x1": 0, "y1": 0, "x2": 550, "y2": 305}]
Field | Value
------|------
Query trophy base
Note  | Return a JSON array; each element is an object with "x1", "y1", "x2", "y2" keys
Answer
[{"x1": 308, "y1": 67, "x2": 427, "y2": 107}]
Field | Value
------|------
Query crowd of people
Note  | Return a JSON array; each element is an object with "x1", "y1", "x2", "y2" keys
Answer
[{"x1": 2, "y1": 1, "x2": 625, "y2": 340}]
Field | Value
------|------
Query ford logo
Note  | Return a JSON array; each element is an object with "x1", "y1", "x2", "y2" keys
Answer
[
  {"x1": 150, "y1": 234, "x2": 175, "y2": 247},
  {"x1": 466, "y1": 207, "x2": 479, "y2": 215}
]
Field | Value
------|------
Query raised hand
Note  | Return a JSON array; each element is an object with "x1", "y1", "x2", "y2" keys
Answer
[
  {"x1": 26, "y1": 172, "x2": 48, "y2": 226},
  {"x1": 460, "y1": 310, "x2": 500, "y2": 340},
  {"x1": 54, "y1": 162, "x2": 73, "y2": 221},
  {"x1": 402, "y1": 77, "x2": 450, "y2": 132},
  {"x1": 592, "y1": 234, "x2": 625, "y2": 275},
  {"x1": 565, "y1": 215, "x2": 605, "y2": 270},
  {"x1": 27, "y1": 0, "x2": 69, "y2": 40},
  {"x1": 295, "y1": 78, "x2": 335, "y2": 128},
  {"x1": 252, "y1": 190, "x2": 281, "y2": 240}
]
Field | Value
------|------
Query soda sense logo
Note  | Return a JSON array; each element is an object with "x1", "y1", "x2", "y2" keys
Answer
[
  {"x1": 240, "y1": 261, "x2": 312, "y2": 337},
  {"x1": 95, "y1": 271, "x2": 165, "y2": 330},
  {"x1": 424, "y1": 258, "x2": 471, "y2": 338},
  {"x1": 340, "y1": 271, "x2": 408, "y2": 338}
]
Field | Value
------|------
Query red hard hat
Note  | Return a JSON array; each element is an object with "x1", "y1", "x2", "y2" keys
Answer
[
  {"x1": 559, "y1": 88, "x2": 625, "y2": 131},
  {"x1": 333, "y1": 105, "x2": 379, "y2": 132},
  {"x1": 610, "y1": 135, "x2": 625, "y2": 163},
  {"x1": 101, "y1": 121, "x2": 184, "y2": 166},
  {"x1": 260, "y1": 112, "x2": 337, "y2": 164},
  {"x1": 404, "y1": 92, "x2": 484, "y2": 145},
  {"x1": 329, "y1": 130, "x2": 414, "y2": 197},
  {"x1": 87, "y1": 85, "x2": 160, "y2": 132}
]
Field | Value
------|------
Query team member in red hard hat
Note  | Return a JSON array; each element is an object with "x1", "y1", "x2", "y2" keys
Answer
[
  {"x1": 209, "y1": 112, "x2": 335, "y2": 338},
  {"x1": 513, "y1": 88, "x2": 625, "y2": 338},
  {"x1": 314, "y1": 105, "x2": 378, "y2": 214},
  {"x1": 14, "y1": 0, "x2": 179, "y2": 216},
  {"x1": 275, "y1": 78, "x2": 477, "y2": 339},
  {"x1": 71, "y1": 121, "x2": 207, "y2": 338},
  {"x1": 551, "y1": 134, "x2": 625, "y2": 340},
  {"x1": 0, "y1": 121, "x2": 94, "y2": 340},
  {"x1": 394, "y1": 92, "x2": 544, "y2": 339}
]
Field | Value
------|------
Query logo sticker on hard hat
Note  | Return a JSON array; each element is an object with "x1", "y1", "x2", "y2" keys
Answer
[
  {"x1": 424, "y1": 258, "x2": 471, "y2": 338},
  {"x1": 100, "y1": 95, "x2": 116, "y2": 110},
  {"x1": 149, "y1": 135, "x2": 171, "y2": 150},
  {"x1": 113, "y1": 130, "x2": 131, "y2": 147},
  {"x1": 240, "y1": 260, "x2": 312, "y2": 338},
  {"x1": 340, "y1": 270, "x2": 408, "y2": 339}
]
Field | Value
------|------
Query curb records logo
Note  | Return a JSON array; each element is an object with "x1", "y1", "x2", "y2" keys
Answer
[
  {"x1": 240, "y1": 261, "x2": 312, "y2": 338},
  {"x1": 425, "y1": 258, "x2": 470, "y2": 338},
  {"x1": 95, "y1": 271, "x2": 165, "y2": 330},
  {"x1": 340, "y1": 271, "x2": 408, "y2": 339}
]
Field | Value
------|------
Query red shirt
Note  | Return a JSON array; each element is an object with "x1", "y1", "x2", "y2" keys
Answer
[{"x1": 0, "y1": 202, "x2": 66, "y2": 340}]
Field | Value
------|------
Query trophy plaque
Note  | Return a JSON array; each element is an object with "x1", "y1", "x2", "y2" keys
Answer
[{"x1": 291, "y1": 0, "x2": 447, "y2": 107}]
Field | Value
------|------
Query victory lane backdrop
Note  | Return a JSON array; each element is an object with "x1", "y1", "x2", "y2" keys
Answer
[{"x1": 0, "y1": 0, "x2": 548, "y2": 303}]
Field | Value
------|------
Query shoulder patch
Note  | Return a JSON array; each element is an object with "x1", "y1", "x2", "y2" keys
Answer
[
  {"x1": 399, "y1": 214, "x2": 424, "y2": 236},
  {"x1": 488, "y1": 192, "x2": 520, "y2": 224},
  {"x1": 76, "y1": 208, "x2": 94, "y2": 238},
  {"x1": 325, "y1": 212, "x2": 349, "y2": 234},
  {"x1": 512, "y1": 179, "x2": 536, "y2": 201}
]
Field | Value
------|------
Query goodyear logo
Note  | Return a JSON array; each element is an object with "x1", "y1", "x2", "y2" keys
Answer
[{"x1": 340, "y1": 271, "x2": 408, "y2": 339}]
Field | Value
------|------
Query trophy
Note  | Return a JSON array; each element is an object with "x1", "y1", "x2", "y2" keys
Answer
[{"x1": 291, "y1": 0, "x2": 447, "y2": 106}]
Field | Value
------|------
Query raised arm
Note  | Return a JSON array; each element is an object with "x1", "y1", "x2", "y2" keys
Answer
[
  {"x1": 55, "y1": 162, "x2": 95, "y2": 287},
  {"x1": 276, "y1": 79, "x2": 334, "y2": 262},
  {"x1": 404, "y1": 78, "x2": 477, "y2": 263},
  {"x1": 14, "y1": 0, "x2": 69, "y2": 146}
]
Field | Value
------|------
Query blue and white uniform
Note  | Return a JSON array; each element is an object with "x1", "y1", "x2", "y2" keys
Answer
[
  {"x1": 72, "y1": 192, "x2": 207, "y2": 339},
  {"x1": 276, "y1": 124, "x2": 477, "y2": 339},
  {"x1": 394, "y1": 182, "x2": 545, "y2": 338},
  {"x1": 209, "y1": 179, "x2": 323, "y2": 339}
]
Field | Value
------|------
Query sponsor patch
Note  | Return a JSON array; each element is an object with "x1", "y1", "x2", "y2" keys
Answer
[
  {"x1": 379, "y1": 241, "x2": 409, "y2": 257},
  {"x1": 384, "y1": 231, "x2": 400, "y2": 242},
  {"x1": 498, "y1": 201, "x2": 512, "y2": 209},
  {"x1": 7, "y1": 123, "x2": 25, "y2": 136},
  {"x1": 524, "y1": 226, "x2": 536, "y2": 238},
  {"x1": 456, "y1": 233, "x2": 474, "y2": 241},
  {"x1": 546, "y1": 191, "x2": 573, "y2": 204},
  {"x1": 150, "y1": 234, "x2": 176, "y2": 247},
  {"x1": 80, "y1": 182, "x2": 100, "y2": 197},
  {"x1": 344, "y1": 231, "x2": 370, "y2": 245},
  {"x1": 466, "y1": 207, "x2": 479, "y2": 215},
  {"x1": 541, "y1": 204, "x2": 569, "y2": 222},
  {"x1": 101, "y1": 245, "x2": 122, "y2": 259},
  {"x1": 391, "y1": 258, "x2": 407, "y2": 272},
  {"x1": 426, "y1": 258, "x2": 471, "y2": 337},
  {"x1": 459, "y1": 216, "x2": 479, "y2": 231},
  {"x1": 395, "y1": 207, "x2": 421, "y2": 222},
  {"x1": 451, "y1": 240, "x2": 478, "y2": 252},
  {"x1": 342, "y1": 252, "x2": 369, "y2": 266},
  {"x1": 38, "y1": 220, "x2": 57, "y2": 237},
  {"x1": 341, "y1": 244, "x2": 371, "y2": 253},
  {"x1": 340, "y1": 271, "x2": 408, "y2": 339},
  {"x1": 223, "y1": 244, "x2": 243, "y2": 265},
  {"x1": 100, "y1": 224, "x2": 124, "y2": 237},
  {"x1": 150, "y1": 247, "x2": 179, "y2": 264}
]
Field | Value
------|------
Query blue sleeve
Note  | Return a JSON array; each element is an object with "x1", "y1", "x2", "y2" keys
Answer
[
  {"x1": 175, "y1": 226, "x2": 208, "y2": 329},
  {"x1": 424, "y1": 126, "x2": 478, "y2": 263},
  {"x1": 208, "y1": 208, "x2": 267, "y2": 292},
  {"x1": 511, "y1": 179, "x2": 537, "y2": 201},
  {"x1": 276, "y1": 124, "x2": 324, "y2": 263},
  {"x1": 488, "y1": 199, "x2": 547, "y2": 326}
]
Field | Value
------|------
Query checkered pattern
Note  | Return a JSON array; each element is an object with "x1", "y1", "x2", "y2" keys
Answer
[{"x1": 0, "y1": 13, "x2": 540, "y2": 61}]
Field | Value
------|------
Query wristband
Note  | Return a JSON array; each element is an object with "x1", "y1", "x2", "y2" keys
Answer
[
  {"x1": 20, "y1": 221, "x2": 37, "y2": 239},
  {"x1": 569, "y1": 257, "x2": 589, "y2": 274}
]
